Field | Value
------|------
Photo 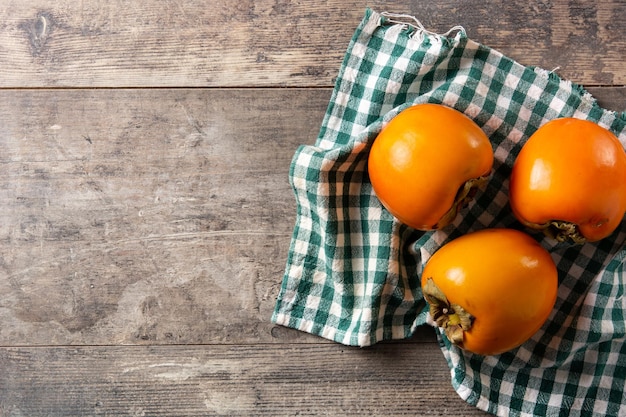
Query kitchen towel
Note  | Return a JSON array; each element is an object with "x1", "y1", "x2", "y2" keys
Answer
[{"x1": 272, "y1": 9, "x2": 626, "y2": 417}]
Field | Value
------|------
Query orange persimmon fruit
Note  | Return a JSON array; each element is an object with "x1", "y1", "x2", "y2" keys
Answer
[
  {"x1": 509, "y1": 118, "x2": 626, "y2": 243},
  {"x1": 368, "y1": 103, "x2": 493, "y2": 230},
  {"x1": 421, "y1": 228, "x2": 558, "y2": 356}
]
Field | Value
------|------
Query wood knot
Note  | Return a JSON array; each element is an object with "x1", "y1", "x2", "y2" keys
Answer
[{"x1": 20, "y1": 11, "x2": 54, "y2": 56}]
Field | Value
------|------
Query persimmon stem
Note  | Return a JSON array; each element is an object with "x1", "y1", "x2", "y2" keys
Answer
[
  {"x1": 422, "y1": 278, "x2": 474, "y2": 347},
  {"x1": 546, "y1": 221, "x2": 587, "y2": 244},
  {"x1": 434, "y1": 174, "x2": 490, "y2": 230},
  {"x1": 525, "y1": 220, "x2": 587, "y2": 244}
]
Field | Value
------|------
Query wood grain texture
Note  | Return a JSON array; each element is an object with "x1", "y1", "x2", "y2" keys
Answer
[
  {"x1": 0, "y1": 0, "x2": 624, "y2": 88},
  {"x1": 587, "y1": 86, "x2": 626, "y2": 111},
  {"x1": 0, "y1": 343, "x2": 488, "y2": 416},
  {"x1": 0, "y1": 88, "x2": 326, "y2": 346}
]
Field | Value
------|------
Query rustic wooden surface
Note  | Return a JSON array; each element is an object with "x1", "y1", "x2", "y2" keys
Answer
[{"x1": 0, "y1": 1, "x2": 624, "y2": 416}]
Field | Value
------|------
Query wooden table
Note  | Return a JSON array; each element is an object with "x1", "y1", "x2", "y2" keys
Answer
[{"x1": 0, "y1": 1, "x2": 623, "y2": 415}]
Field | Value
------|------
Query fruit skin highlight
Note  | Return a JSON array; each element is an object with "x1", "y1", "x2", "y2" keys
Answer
[
  {"x1": 509, "y1": 117, "x2": 626, "y2": 243},
  {"x1": 367, "y1": 103, "x2": 493, "y2": 231},
  {"x1": 421, "y1": 228, "x2": 558, "y2": 356}
]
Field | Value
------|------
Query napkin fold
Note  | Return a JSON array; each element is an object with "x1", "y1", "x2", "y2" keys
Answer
[{"x1": 272, "y1": 9, "x2": 626, "y2": 417}]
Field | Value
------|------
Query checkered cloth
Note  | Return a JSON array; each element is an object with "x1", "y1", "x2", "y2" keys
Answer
[{"x1": 272, "y1": 9, "x2": 626, "y2": 417}]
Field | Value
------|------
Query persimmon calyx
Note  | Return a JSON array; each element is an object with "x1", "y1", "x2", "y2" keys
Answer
[
  {"x1": 525, "y1": 220, "x2": 587, "y2": 244},
  {"x1": 423, "y1": 278, "x2": 474, "y2": 346},
  {"x1": 546, "y1": 221, "x2": 587, "y2": 244},
  {"x1": 434, "y1": 174, "x2": 491, "y2": 230}
]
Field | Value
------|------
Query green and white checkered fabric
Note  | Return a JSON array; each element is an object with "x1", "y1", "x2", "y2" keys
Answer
[{"x1": 272, "y1": 8, "x2": 626, "y2": 417}]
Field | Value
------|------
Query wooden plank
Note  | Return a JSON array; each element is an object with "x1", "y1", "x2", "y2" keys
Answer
[
  {"x1": 0, "y1": 0, "x2": 624, "y2": 88},
  {"x1": 0, "y1": 88, "x2": 328, "y2": 346},
  {"x1": 588, "y1": 86, "x2": 626, "y2": 112},
  {"x1": 0, "y1": 343, "x2": 490, "y2": 416},
  {"x1": 0, "y1": 87, "x2": 624, "y2": 347}
]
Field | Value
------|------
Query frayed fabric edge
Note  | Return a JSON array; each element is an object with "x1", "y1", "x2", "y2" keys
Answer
[{"x1": 379, "y1": 11, "x2": 466, "y2": 43}]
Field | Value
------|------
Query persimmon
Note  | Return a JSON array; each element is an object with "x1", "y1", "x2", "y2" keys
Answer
[
  {"x1": 421, "y1": 228, "x2": 558, "y2": 356},
  {"x1": 509, "y1": 117, "x2": 626, "y2": 243},
  {"x1": 367, "y1": 103, "x2": 493, "y2": 230}
]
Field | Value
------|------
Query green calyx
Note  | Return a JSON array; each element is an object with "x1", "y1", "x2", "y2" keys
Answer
[{"x1": 422, "y1": 278, "x2": 474, "y2": 346}]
